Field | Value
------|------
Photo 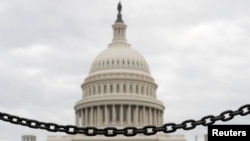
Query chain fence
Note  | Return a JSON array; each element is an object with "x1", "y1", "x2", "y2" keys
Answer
[{"x1": 0, "y1": 104, "x2": 249, "y2": 136}]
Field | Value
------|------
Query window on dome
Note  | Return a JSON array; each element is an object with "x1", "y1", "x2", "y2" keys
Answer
[
  {"x1": 130, "y1": 84, "x2": 132, "y2": 93},
  {"x1": 117, "y1": 84, "x2": 119, "y2": 93},
  {"x1": 104, "y1": 85, "x2": 107, "y2": 93},
  {"x1": 123, "y1": 84, "x2": 126, "y2": 93},
  {"x1": 98, "y1": 85, "x2": 101, "y2": 94},
  {"x1": 136, "y1": 85, "x2": 138, "y2": 94},
  {"x1": 110, "y1": 85, "x2": 113, "y2": 93}
]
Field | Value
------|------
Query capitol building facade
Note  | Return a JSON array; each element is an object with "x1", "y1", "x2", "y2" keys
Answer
[{"x1": 45, "y1": 3, "x2": 186, "y2": 141}]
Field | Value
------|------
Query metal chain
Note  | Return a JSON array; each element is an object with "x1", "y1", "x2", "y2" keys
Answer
[{"x1": 0, "y1": 104, "x2": 249, "y2": 136}]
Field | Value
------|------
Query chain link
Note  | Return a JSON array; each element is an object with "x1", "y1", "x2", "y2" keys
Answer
[{"x1": 0, "y1": 104, "x2": 249, "y2": 136}]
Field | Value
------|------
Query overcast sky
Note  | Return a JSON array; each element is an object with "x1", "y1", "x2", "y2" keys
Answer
[{"x1": 0, "y1": 0, "x2": 250, "y2": 141}]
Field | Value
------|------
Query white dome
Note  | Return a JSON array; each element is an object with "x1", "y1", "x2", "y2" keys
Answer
[
  {"x1": 75, "y1": 5, "x2": 165, "y2": 129},
  {"x1": 89, "y1": 42, "x2": 150, "y2": 74}
]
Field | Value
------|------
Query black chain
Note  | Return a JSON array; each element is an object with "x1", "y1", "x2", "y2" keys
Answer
[{"x1": 0, "y1": 104, "x2": 249, "y2": 136}]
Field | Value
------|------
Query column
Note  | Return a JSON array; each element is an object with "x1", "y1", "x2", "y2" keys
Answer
[
  {"x1": 100, "y1": 106, "x2": 103, "y2": 125},
  {"x1": 126, "y1": 83, "x2": 129, "y2": 93},
  {"x1": 158, "y1": 111, "x2": 161, "y2": 125},
  {"x1": 84, "y1": 109, "x2": 87, "y2": 126},
  {"x1": 139, "y1": 107, "x2": 141, "y2": 125},
  {"x1": 96, "y1": 105, "x2": 101, "y2": 125},
  {"x1": 149, "y1": 107, "x2": 152, "y2": 125},
  {"x1": 101, "y1": 84, "x2": 104, "y2": 94},
  {"x1": 127, "y1": 105, "x2": 131, "y2": 125},
  {"x1": 93, "y1": 107, "x2": 95, "y2": 125},
  {"x1": 75, "y1": 111, "x2": 78, "y2": 126},
  {"x1": 114, "y1": 83, "x2": 117, "y2": 93},
  {"x1": 120, "y1": 105, "x2": 123, "y2": 125},
  {"x1": 105, "y1": 105, "x2": 108, "y2": 125},
  {"x1": 120, "y1": 84, "x2": 123, "y2": 93},
  {"x1": 90, "y1": 107, "x2": 93, "y2": 126},
  {"x1": 135, "y1": 105, "x2": 138, "y2": 125},
  {"x1": 107, "y1": 84, "x2": 110, "y2": 93},
  {"x1": 153, "y1": 108, "x2": 156, "y2": 125},
  {"x1": 113, "y1": 105, "x2": 116, "y2": 124},
  {"x1": 80, "y1": 110, "x2": 82, "y2": 126},
  {"x1": 159, "y1": 111, "x2": 162, "y2": 125},
  {"x1": 78, "y1": 111, "x2": 81, "y2": 126},
  {"x1": 154, "y1": 87, "x2": 156, "y2": 98},
  {"x1": 156, "y1": 109, "x2": 159, "y2": 126},
  {"x1": 133, "y1": 84, "x2": 136, "y2": 94},
  {"x1": 138, "y1": 84, "x2": 141, "y2": 94},
  {"x1": 160, "y1": 111, "x2": 163, "y2": 125},
  {"x1": 81, "y1": 109, "x2": 86, "y2": 127},
  {"x1": 143, "y1": 106, "x2": 146, "y2": 125}
]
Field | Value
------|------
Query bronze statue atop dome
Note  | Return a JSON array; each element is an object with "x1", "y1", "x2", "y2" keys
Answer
[
  {"x1": 118, "y1": 2, "x2": 122, "y2": 14},
  {"x1": 115, "y1": 2, "x2": 123, "y2": 23}
]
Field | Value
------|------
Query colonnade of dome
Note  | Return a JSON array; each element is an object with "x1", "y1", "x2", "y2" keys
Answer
[{"x1": 75, "y1": 104, "x2": 163, "y2": 127}]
